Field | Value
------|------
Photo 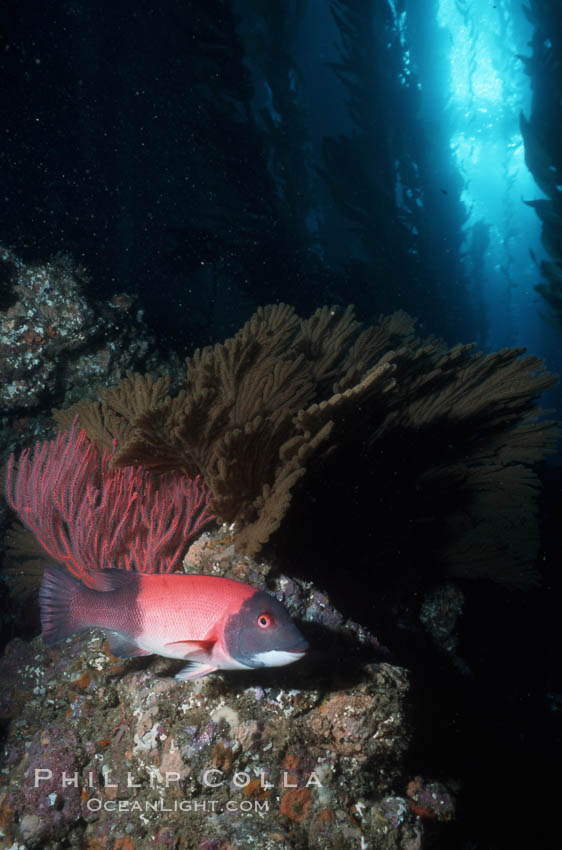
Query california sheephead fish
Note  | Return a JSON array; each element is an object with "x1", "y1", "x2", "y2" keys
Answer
[{"x1": 39, "y1": 565, "x2": 308, "y2": 681}]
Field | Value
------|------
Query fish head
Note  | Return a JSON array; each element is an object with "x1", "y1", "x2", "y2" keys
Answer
[{"x1": 223, "y1": 590, "x2": 308, "y2": 670}]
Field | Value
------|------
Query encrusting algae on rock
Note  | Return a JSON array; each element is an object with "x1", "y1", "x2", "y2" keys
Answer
[{"x1": 0, "y1": 528, "x2": 454, "y2": 850}]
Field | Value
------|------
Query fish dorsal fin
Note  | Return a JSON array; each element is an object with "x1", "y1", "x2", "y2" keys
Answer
[{"x1": 90, "y1": 570, "x2": 135, "y2": 592}]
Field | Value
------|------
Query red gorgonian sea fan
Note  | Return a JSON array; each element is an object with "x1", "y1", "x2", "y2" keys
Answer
[{"x1": 5, "y1": 420, "x2": 215, "y2": 586}]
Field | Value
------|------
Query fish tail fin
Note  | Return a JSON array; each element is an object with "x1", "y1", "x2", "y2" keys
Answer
[{"x1": 39, "y1": 564, "x2": 86, "y2": 646}]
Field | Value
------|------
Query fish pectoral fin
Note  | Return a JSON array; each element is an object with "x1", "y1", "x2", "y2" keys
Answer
[
  {"x1": 175, "y1": 661, "x2": 218, "y2": 681},
  {"x1": 105, "y1": 631, "x2": 153, "y2": 659},
  {"x1": 164, "y1": 639, "x2": 215, "y2": 658}
]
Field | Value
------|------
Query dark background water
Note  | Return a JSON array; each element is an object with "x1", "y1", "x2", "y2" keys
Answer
[
  {"x1": 1, "y1": 1, "x2": 561, "y2": 847},
  {"x1": 1, "y1": 0, "x2": 555, "y2": 351}
]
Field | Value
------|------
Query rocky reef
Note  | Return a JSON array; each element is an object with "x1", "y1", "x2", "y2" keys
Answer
[
  {"x1": 0, "y1": 247, "x2": 157, "y2": 417},
  {"x1": 0, "y1": 530, "x2": 456, "y2": 849}
]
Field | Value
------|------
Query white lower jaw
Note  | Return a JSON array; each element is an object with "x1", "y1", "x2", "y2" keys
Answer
[{"x1": 251, "y1": 649, "x2": 306, "y2": 668}]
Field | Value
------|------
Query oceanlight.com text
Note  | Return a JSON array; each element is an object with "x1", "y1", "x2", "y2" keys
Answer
[{"x1": 85, "y1": 798, "x2": 270, "y2": 814}]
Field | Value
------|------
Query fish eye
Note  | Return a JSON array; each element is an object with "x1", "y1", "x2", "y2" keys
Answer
[{"x1": 257, "y1": 612, "x2": 273, "y2": 629}]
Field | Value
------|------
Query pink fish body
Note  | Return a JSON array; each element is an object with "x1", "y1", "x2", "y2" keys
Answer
[{"x1": 39, "y1": 565, "x2": 308, "y2": 680}]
